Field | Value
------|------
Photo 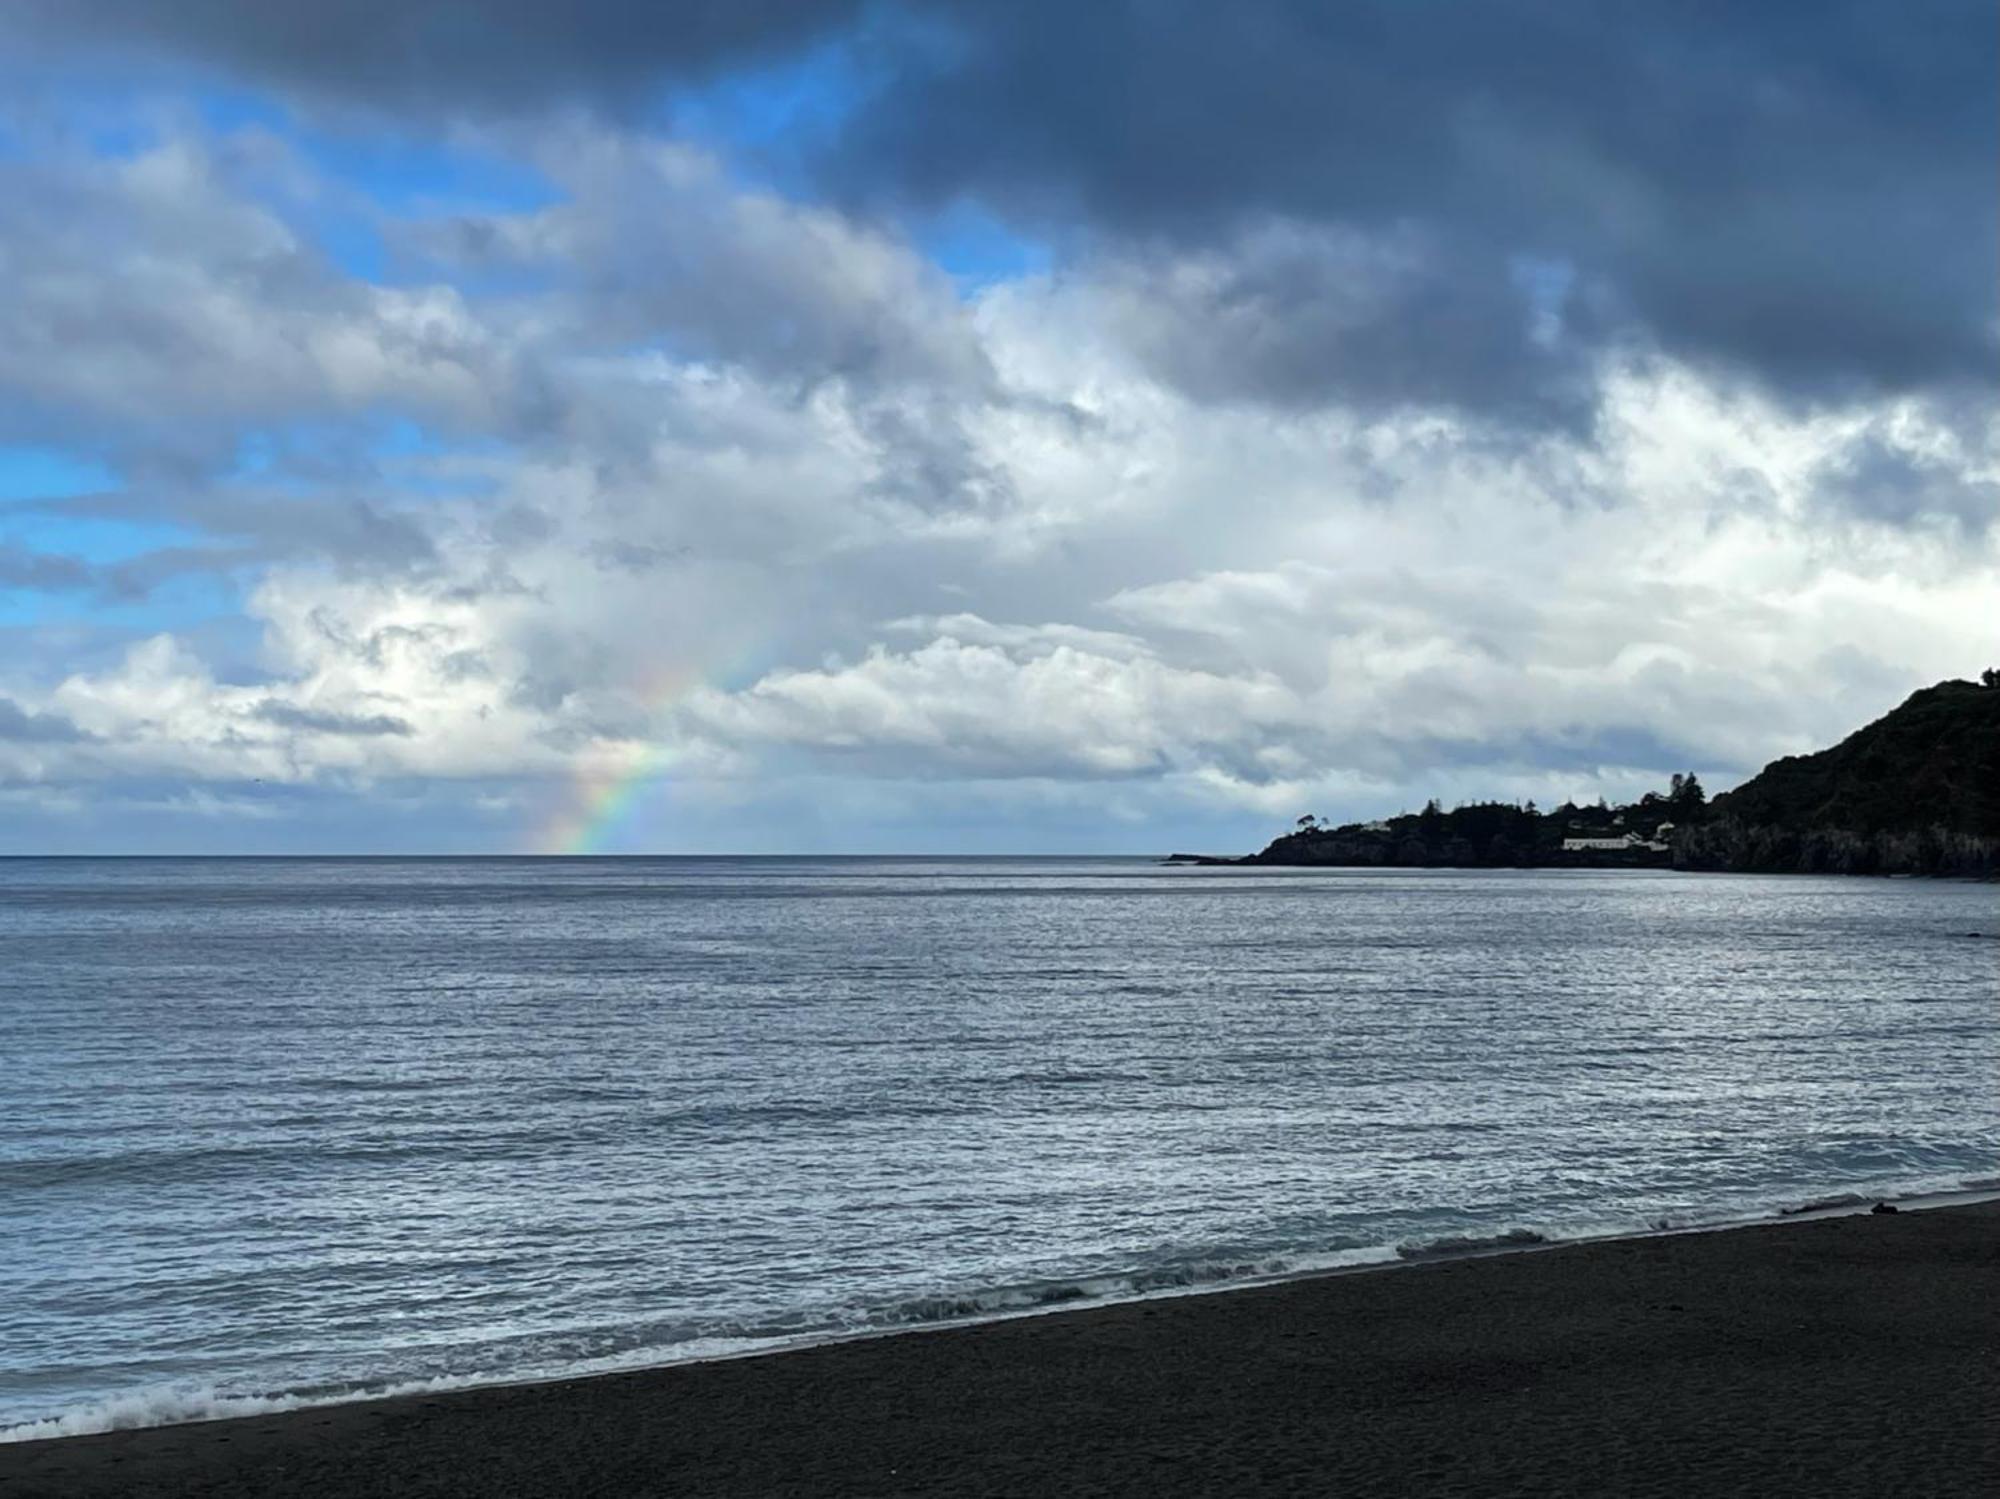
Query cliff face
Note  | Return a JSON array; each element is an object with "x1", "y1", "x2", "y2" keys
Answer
[{"x1": 1673, "y1": 680, "x2": 2000, "y2": 876}]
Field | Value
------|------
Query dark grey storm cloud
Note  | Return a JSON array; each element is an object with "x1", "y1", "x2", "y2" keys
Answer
[
  {"x1": 1819, "y1": 435, "x2": 2000, "y2": 532},
  {"x1": 835, "y1": 1, "x2": 1997, "y2": 404},
  {"x1": 1089, "y1": 225, "x2": 1604, "y2": 423},
  {"x1": 11, "y1": 1, "x2": 1994, "y2": 414},
  {"x1": 8, "y1": 1, "x2": 864, "y2": 110}
]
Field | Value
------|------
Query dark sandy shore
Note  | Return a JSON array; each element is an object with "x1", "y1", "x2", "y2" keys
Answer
[{"x1": 4, "y1": 1202, "x2": 1995, "y2": 1498}]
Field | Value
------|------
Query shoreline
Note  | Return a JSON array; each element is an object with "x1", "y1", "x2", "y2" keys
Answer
[
  {"x1": 6, "y1": 1181, "x2": 1994, "y2": 1449},
  {"x1": 5, "y1": 1198, "x2": 1995, "y2": 1496}
]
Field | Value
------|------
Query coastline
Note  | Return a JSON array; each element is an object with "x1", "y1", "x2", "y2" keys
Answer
[
  {"x1": 5, "y1": 1199, "x2": 1994, "y2": 1497},
  {"x1": 7, "y1": 1181, "x2": 1990, "y2": 1447}
]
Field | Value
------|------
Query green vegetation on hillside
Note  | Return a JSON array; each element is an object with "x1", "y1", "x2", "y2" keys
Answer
[
  {"x1": 1673, "y1": 678, "x2": 2000, "y2": 875},
  {"x1": 1233, "y1": 676, "x2": 2000, "y2": 876},
  {"x1": 1245, "y1": 776, "x2": 1706, "y2": 869}
]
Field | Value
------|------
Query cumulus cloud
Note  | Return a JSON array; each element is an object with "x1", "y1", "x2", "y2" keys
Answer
[
  {"x1": 1813, "y1": 416, "x2": 2000, "y2": 533},
  {"x1": 25, "y1": 309, "x2": 1986, "y2": 839},
  {"x1": 0, "y1": 7, "x2": 1993, "y2": 851},
  {"x1": 0, "y1": 697, "x2": 92, "y2": 744},
  {"x1": 419, "y1": 133, "x2": 993, "y2": 394},
  {"x1": 683, "y1": 635, "x2": 1302, "y2": 779},
  {"x1": 0, "y1": 135, "x2": 525, "y2": 473}
]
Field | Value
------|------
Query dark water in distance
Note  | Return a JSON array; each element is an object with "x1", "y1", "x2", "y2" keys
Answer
[{"x1": 2, "y1": 858, "x2": 1995, "y2": 1436}]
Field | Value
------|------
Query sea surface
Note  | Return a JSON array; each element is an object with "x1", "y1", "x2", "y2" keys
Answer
[{"x1": 2, "y1": 857, "x2": 1995, "y2": 1438}]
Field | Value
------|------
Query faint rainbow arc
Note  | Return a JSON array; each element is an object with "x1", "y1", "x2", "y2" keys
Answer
[{"x1": 539, "y1": 661, "x2": 710, "y2": 855}]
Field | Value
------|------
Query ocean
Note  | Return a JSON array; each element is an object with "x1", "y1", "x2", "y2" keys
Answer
[{"x1": 2, "y1": 857, "x2": 1994, "y2": 1439}]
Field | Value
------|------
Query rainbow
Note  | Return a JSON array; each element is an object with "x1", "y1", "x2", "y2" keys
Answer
[
  {"x1": 540, "y1": 738, "x2": 675, "y2": 855},
  {"x1": 536, "y1": 662, "x2": 708, "y2": 854}
]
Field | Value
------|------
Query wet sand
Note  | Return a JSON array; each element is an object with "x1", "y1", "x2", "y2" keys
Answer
[{"x1": 4, "y1": 1201, "x2": 1995, "y2": 1497}]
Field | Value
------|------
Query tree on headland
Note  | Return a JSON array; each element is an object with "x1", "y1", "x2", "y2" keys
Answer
[
  {"x1": 1666, "y1": 680, "x2": 1998, "y2": 876},
  {"x1": 1241, "y1": 680, "x2": 1996, "y2": 876},
  {"x1": 1248, "y1": 772, "x2": 1707, "y2": 868}
]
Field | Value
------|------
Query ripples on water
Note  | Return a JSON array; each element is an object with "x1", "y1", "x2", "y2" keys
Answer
[{"x1": 1, "y1": 858, "x2": 1994, "y2": 1435}]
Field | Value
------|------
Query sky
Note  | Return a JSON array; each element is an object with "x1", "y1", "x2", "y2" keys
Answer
[{"x1": 0, "y1": 1, "x2": 1994, "y2": 854}]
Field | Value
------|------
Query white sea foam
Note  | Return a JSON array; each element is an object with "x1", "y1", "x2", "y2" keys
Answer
[
  {"x1": 0, "y1": 1337, "x2": 774, "y2": 1446},
  {"x1": 2, "y1": 1384, "x2": 333, "y2": 1444},
  {"x1": 858, "y1": 1245, "x2": 1390, "y2": 1327},
  {"x1": 8, "y1": 1177, "x2": 1997, "y2": 1445},
  {"x1": 1394, "y1": 1227, "x2": 1548, "y2": 1260}
]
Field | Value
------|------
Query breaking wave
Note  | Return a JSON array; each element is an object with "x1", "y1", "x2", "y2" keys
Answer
[
  {"x1": 9, "y1": 1171, "x2": 2000, "y2": 1446},
  {"x1": 1779, "y1": 1192, "x2": 1874, "y2": 1215},
  {"x1": 1394, "y1": 1228, "x2": 1548, "y2": 1260},
  {"x1": 2, "y1": 1380, "x2": 431, "y2": 1445},
  {"x1": 859, "y1": 1246, "x2": 1381, "y2": 1328}
]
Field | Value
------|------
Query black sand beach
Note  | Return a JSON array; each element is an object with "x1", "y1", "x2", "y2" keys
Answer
[{"x1": 5, "y1": 1201, "x2": 1995, "y2": 1498}]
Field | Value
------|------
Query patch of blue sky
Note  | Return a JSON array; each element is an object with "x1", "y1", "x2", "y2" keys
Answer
[
  {"x1": 0, "y1": 449, "x2": 239, "y2": 631},
  {"x1": 662, "y1": 35, "x2": 875, "y2": 201},
  {"x1": 197, "y1": 84, "x2": 557, "y2": 213},
  {"x1": 0, "y1": 451, "x2": 203, "y2": 621},
  {"x1": 310, "y1": 212, "x2": 390, "y2": 283},
  {"x1": 82, "y1": 112, "x2": 159, "y2": 161},
  {"x1": 663, "y1": 39, "x2": 1050, "y2": 297},
  {"x1": 371, "y1": 422, "x2": 511, "y2": 501},
  {"x1": 227, "y1": 419, "x2": 509, "y2": 502},
  {"x1": 0, "y1": 564, "x2": 243, "y2": 633},
  {"x1": 1509, "y1": 254, "x2": 1578, "y2": 348},
  {"x1": 298, "y1": 126, "x2": 552, "y2": 291},
  {"x1": 916, "y1": 201, "x2": 1054, "y2": 293},
  {"x1": 230, "y1": 423, "x2": 384, "y2": 487},
  {"x1": 0, "y1": 511, "x2": 198, "y2": 565},
  {"x1": 0, "y1": 75, "x2": 158, "y2": 159},
  {"x1": 188, "y1": 85, "x2": 562, "y2": 282},
  {"x1": 0, "y1": 447, "x2": 116, "y2": 504},
  {"x1": 364, "y1": 417, "x2": 515, "y2": 470}
]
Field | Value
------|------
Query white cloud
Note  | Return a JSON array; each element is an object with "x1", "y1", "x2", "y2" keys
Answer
[
  {"x1": 0, "y1": 136, "x2": 519, "y2": 465},
  {"x1": 4, "y1": 120, "x2": 1996, "y2": 850}
]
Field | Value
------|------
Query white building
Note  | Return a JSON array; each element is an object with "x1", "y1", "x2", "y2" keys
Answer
[{"x1": 1562, "y1": 831, "x2": 1669, "y2": 852}]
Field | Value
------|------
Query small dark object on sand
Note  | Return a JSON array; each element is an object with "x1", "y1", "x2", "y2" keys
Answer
[{"x1": 1872, "y1": 1202, "x2": 1900, "y2": 1215}]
